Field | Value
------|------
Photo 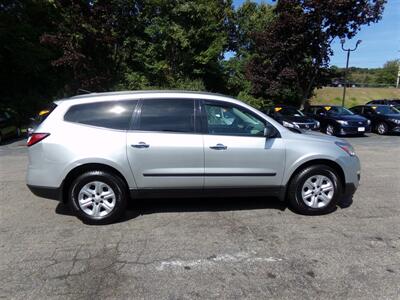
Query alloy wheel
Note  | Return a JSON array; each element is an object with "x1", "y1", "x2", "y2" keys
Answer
[
  {"x1": 78, "y1": 181, "x2": 116, "y2": 218},
  {"x1": 326, "y1": 125, "x2": 334, "y2": 136},
  {"x1": 301, "y1": 175, "x2": 334, "y2": 208}
]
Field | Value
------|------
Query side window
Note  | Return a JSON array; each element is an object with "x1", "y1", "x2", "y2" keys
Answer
[
  {"x1": 351, "y1": 107, "x2": 361, "y2": 114},
  {"x1": 204, "y1": 102, "x2": 266, "y2": 137},
  {"x1": 137, "y1": 99, "x2": 195, "y2": 133},
  {"x1": 364, "y1": 107, "x2": 375, "y2": 114},
  {"x1": 64, "y1": 101, "x2": 136, "y2": 130}
]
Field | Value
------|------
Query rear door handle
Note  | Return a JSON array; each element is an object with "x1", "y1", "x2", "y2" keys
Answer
[
  {"x1": 210, "y1": 143, "x2": 227, "y2": 150},
  {"x1": 131, "y1": 142, "x2": 150, "y2": 149}
]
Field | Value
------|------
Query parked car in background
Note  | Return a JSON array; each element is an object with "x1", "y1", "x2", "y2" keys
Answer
[
  {"x1": 303, "y1": 105, "x2": 371, "y2": 136},
  {"x1": 0, "y1": 109, "x2": 21, "y2": 144},
  {"x1": 27, "y1": 105, "x2": 56, "y2": 136},
  {"x1": 366, "y1": 99, "x2": 400, "y2": 110},
  {"x1": 261, "y1": 105, "x2": 320, "y2": 131},
  {"x1": 26, "y1": 91, "x2": 360, "y2": 224},
  {"x1": 349, "y1": 105, "x2": 400, "y2": 135}
]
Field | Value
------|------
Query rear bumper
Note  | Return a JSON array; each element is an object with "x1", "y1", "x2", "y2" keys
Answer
[{"x1": 27, "y1": 184, "x2": 62, "y2": 201}]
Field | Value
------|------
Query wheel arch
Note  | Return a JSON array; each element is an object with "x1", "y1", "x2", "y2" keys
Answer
[
  {"x1": 61, "y1": 163, "x2": 129, "y2": 203},
  {"x1": 283, "y1": 159, "x2": 345, "y2": 200}
]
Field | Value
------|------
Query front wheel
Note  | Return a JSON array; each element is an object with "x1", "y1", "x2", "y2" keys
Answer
[
  {"x1": 325, "y1": 124, "x2": 335, "y2": 136},
  {"x1": 287, "y1": 165, "x2": 341, "y2": 215},
  {"x1": 375, "y1": 122, "x2": 388, "y2": 135},
  {"x1": 69, "y1": 170, "x2": 128, "y2": 224}
]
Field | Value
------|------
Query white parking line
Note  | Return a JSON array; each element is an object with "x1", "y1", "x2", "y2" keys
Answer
[{"x1": 156, "y1": 251, "x2": 283, "y2": 271}]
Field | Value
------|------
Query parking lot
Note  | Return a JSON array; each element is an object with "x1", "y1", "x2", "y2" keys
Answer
[{"x1": 0, "y1": 134, "x2": 399, "y2": 299}]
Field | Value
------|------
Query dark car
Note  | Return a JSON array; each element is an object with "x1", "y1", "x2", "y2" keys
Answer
[
  {"x1": 0, "y1": 109, "x2": 21, "y2": 144},
  {"x1": 27, "y1": 104, "x2": 57, "y2": 136},
  {"x1": 349, "y1": 105, "x2": 400, "y2": 135},
  {"x1": 262, "y1": 105, "x2": 320, "y2": 131},
  {"x1": 366, "y1": 99, "x2": 400, "y2": 110},
  {"x1": 303, "y1": 105, "x2": 371, "y2": 136}
]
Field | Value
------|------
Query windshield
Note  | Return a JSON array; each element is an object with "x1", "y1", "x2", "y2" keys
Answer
[
  {"x1": 326, "y1": 106, "x2": 354, "y2": 116},
  {"x1": 275, "y1": 107, "x2": 304, "y2": 117},
  {"x1": 374, "y1": 106, "x2": 400, "y2": 115}
]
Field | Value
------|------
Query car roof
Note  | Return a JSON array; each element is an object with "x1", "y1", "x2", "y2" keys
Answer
[{"x1": 54, "y1": 90, "x2": 240, "y2": 106}]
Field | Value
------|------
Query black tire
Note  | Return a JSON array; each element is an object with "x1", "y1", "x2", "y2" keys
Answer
[
  {"x1": 375, "y1": 122, "x2": 388, "y2": 135},
  {"x1": 15, "y1": 127, "x2": 21, "y2": 138},
  {"x1": 325, "y1": 124, "x2": 336, "y2": 136},
  {"x1": 287, "y1": 165, "x2": 341, "y2": 215},
  {"x1": 69, "y1": 170, "x2": 128, "y2": 224}
]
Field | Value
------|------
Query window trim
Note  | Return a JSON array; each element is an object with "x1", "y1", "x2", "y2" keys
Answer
[
  {"x1": 63, "y1": 100, "x2": 138, "y2": 131},
  {"x1": 130, "y1": 98, "x2": 200, "y2": 134},
  {"x1": 199, "y1": 99, "x2": 280, "y2": 138}
]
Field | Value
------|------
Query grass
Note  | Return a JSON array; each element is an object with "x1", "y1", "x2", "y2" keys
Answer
[{"x1": 311, "y1": 87, "x2": 400, "y2": 107}]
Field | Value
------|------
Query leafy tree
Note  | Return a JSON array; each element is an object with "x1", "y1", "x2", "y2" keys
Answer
[
  {"x1": 40, "y1": 0, "x2": 142, "y2": 94},
  {"x1": 246, "y1": 0, "x2": 386, "y2": 107},
  {"x1": 223, "y1": 1, "x2": 273, "y2": 99},
  {"x1": 376, "y1": 59, "x2": 399, "y2": 85},
  {"x1": 0, "y1": 0, "x2": 63, "y2": 117}
]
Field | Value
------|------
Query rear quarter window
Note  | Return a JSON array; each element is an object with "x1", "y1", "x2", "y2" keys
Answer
[{"x1": 64, "y1": 101, "x2": 136, "y2": 130}]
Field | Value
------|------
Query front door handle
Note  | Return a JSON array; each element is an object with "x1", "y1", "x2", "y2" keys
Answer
[
  {"x1": 210, "y1": 143, "x2": 227, "y2": 150},
  {"x1": 131, "y1": 142, "x2": 150, "y2": 149}
]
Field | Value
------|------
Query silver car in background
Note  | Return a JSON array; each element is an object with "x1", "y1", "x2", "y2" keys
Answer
[{"x1": 26, "y1": 91, "x2": 360, "y2": 224}]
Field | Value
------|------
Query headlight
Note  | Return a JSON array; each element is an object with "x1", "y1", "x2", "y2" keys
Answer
[
  {"x1": 315, "y1": 121, "x2": 320, "y2": 128},
  {"x1": 335, "y1": 141, "x2": 356, "y2": 156},
  {"x1": 337, "y1": 120, "x2": 348, "y2": 125},
  {"x1": 282, "y1": 121, "x2": 299, "y2": 128},
  {"x1": 389, "y1": 119, "x2": 400, "y2": 125},
  {"x1": 367, "y1": 119, "x2": 371, "y2": 125}
]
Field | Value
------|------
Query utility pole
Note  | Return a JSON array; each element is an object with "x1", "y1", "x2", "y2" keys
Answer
[
  {"x1": 340, "y1": 39, "x2": 362, "y2": 107},
  {"x1": 396, "y1": 63, "x2": 400, "y2": 88}
]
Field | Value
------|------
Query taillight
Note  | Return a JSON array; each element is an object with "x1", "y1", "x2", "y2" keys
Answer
[{"x1": 27, "y1": 133, "x2": 50, "y2": 147}]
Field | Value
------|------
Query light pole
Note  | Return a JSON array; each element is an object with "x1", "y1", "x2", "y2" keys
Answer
[{"x1": 340, "y1": 39, "x2": 362, "y2": 107}]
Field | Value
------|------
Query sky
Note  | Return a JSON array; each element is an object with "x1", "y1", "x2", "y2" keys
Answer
[{"x1": 232, "y1": 0, "x2": 400, "y2": 68}]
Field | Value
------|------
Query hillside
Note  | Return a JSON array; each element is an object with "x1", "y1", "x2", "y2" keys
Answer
[{"x1": 311, "y1": 87, "x2": 400, "y2": 107}]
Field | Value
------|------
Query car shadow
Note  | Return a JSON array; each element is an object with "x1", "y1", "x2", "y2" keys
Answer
[
  {"x1": 55, "y1": 197, "x2": 288, "y2": 224},
  {"x1": 55, "y1": 195, "x2": 354, "y2": 224}
]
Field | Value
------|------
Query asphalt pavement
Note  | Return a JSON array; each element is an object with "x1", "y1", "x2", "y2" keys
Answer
[{"x1": 0, "y1": 134, "x2": 399, "y2": 299}]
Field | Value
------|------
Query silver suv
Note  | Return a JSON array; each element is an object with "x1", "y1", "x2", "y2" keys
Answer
[{"x1": 26, "y1": 91, "x2": 360, "y2": 224}]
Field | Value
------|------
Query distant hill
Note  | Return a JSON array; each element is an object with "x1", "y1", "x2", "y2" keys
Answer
[{"x1": 311, "y1": 87, "x2": 400, "y2": 107}]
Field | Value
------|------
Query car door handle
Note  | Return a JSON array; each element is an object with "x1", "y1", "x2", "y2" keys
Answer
[
  {"x1": 210, "y1": 143, "x2": 227, "y2": 150},
  {"x1": 131, "y1": 142, "x2": 150, "y2": 149}
]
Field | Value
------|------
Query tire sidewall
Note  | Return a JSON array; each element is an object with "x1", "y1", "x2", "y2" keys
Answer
[
  {"x1": 376, "y1": 122, "x2": 388, "y2": 135},
  {"x1": 290, "y1": 166, "x2": 341, "y2": 215},
  {"x1": 325, "y1": 124, "x2": 335, "y2": 136},
  {"x1": 70, "y1": 171, "x2": 127, "y2": 224}
]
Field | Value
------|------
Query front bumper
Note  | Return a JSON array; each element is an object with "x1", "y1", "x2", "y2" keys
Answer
[
  {"x1": 337, "y1": 125, "x2": 371, "y2": 136},
  {"x1": 27, "y1": 184, "x2": 62, "y2": 201},
  {"x1": 389, "y1": 125, "x2": 400, "y2": 133}
]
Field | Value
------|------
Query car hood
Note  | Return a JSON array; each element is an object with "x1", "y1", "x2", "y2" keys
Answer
[
  {"x1": 290, "y1": 129, "x2": 344, "y2": 144},
  {"x1": 280, "y1": 115, "x2": 316, "y2": 123},
  {"x1": 383, "y1": 114, "x2": 400, "y2": 119},
  {"x1": 328, "y1": 114, "x2": 366, "y2": 121}
]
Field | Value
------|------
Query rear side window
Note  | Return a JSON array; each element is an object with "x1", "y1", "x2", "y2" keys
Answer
[
  {"x1": 136, "y1": 99, "x2": 195, "y2": 133},
  {"x1": 64, "y1": 101, "x2": 136, "y2": 130}
]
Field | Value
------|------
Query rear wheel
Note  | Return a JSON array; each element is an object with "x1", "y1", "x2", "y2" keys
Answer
[
  {"x1": 15, "y1": 127, "x2": 21, "y2": 138},
  {"x1": 69, "y1": 170, "x2": 128, "y2": 224},
  {"x1": 287, "y1": 165, "x2": 341, "y2": 215},
  {"x1": 375, "y1": 122, "x2": 388, "y2": 135}
]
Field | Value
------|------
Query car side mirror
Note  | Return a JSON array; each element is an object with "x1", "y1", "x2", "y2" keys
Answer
[{"x1": 264, "y1": 126, "x2": 274, "y2": 138}]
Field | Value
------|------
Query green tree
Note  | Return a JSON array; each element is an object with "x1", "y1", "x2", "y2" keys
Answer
[
  {"x1": 223, "y1": 1, "x2": 273, "y2": 103},
  {"x1": 376, "y1": 59, "x2": 399, "y2": 85},
  {"x1": 0, "y1": 0, "x2": 63, "y2": 117},
  {"x1": 246, "y1": 0, "x2": 386, "y2": 107}
]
